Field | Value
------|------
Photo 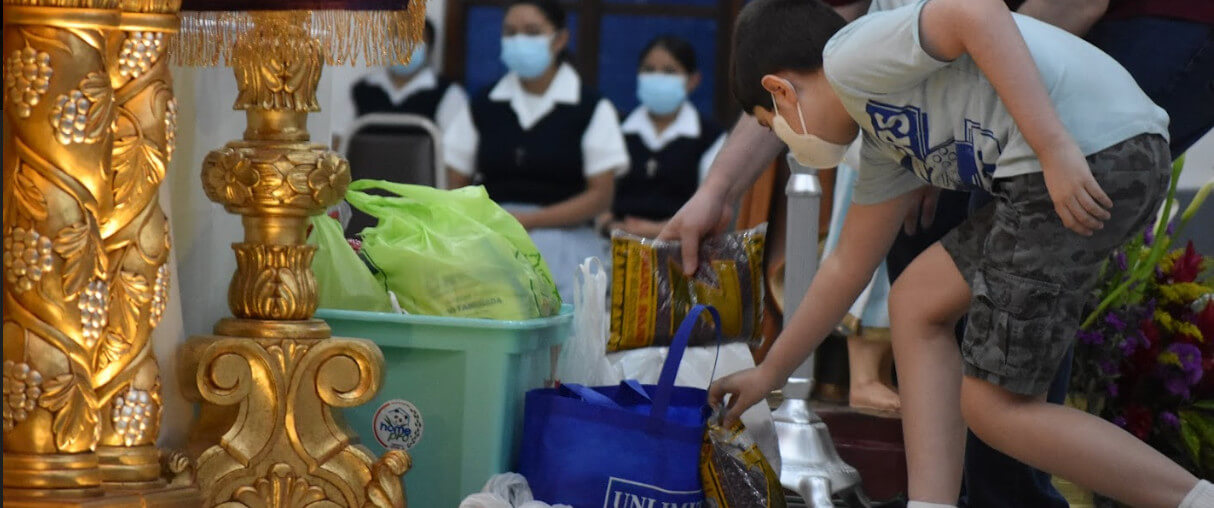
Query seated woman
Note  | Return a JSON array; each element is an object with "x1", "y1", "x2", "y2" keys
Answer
[
  {"x1": 601, "y1": 35, "x2": 725, "y2": 239},
  {"x1": 444, "y1": 0, "x2": 629, "y2": 300}
]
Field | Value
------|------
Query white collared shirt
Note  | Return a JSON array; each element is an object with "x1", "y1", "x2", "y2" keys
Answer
[
  {"x1": 445, "y1": 63, "x2": 630, "y2": 178},
  {"x1": 334, "y1": 67, "x2": 469, "y2": 137},
  {"x1": 621, "y1": 103, "x2": 726, "y2": 183}
]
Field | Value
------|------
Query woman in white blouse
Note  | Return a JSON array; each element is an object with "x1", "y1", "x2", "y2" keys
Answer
[{"x1": 444, "y1": 0, "x2": 629, "y2": 300}]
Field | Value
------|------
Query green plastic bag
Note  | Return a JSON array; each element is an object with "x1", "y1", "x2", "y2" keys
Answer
[
  {"x1": 308, "y1": 214, "x2": 394, "y2": 313},
  {"x1": 345, "y1": 179, "x2": 561, "y2": 320}
]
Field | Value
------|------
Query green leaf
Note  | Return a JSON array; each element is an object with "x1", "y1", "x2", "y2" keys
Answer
[
  {"x1": 1193, "y1": 400, "x2": 1214, "y2": 411},
  {"x1": 1181, "y1": 413, "x2": 1202, "y2": 464}
]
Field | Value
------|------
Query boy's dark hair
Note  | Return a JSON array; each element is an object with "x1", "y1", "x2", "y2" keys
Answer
[
  {"x1": 731, "y1": 0, "x2": 846, "y2": 113},
  {"x1": 424, "y1": 18, "x2": 436, "y2": 47},
  {"x1": 640, "y1": 35, "x2": 698, "y2": 74},
  {"x1": 509, "y1": 0, "x2": 567, "y2": 30}
]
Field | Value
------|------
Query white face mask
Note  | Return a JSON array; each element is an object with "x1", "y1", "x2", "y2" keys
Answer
[{"x1": 770, "y1": 89, "x2": 850, "y2": 169}]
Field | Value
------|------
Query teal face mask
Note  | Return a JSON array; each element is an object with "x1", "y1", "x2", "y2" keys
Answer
[
  {"x1": 501, "y1": 34, "x2": 553, "y2": 79},
  {"x1": 388, "y1": 43, "x2": 428, "y2": 77}
]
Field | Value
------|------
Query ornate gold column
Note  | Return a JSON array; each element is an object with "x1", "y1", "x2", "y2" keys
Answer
[
  {"x1": 3, "y1": 2, "x2": 121, "y2": 499},
  {"x1": 94, "y1": 0, "x2": 180, "y2": 488},
  {"x1": 3, "y1": 0, "x2": 198, "y2": 505},
  {"x1": 179, "y1": 12, "x2": 411, "y2": 507}
]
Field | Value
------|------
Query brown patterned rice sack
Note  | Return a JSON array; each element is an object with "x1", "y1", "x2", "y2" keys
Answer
[{"x1": 609, "y1": 225, "x2": 766, "y2": 352}]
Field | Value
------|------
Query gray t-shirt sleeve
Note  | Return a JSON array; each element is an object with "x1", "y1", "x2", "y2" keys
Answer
[
  {"x1": 824, "y1": 0, "x2": 951, "y2": 96},
  {"x1": 852, "y1": 131, "x2": 925, "y2": 205}
]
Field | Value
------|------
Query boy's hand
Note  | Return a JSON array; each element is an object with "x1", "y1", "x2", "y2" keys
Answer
[
  {"x1": 708, "y1": 364, "x2": 783, "y2": 427},
  {"x1": 1041, "y1": 143, "x2": 1112, "y2": 236},
  {"x1": 659, "y1": 184, "x2": 735, "y2": 275}
]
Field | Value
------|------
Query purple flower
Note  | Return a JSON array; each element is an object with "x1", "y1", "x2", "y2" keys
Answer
[
  {"x1": 1144, "y1": 227, "x2": 1155, "y2": 246},
  {"x1": 1077, "y1": 329, "x2": 1105, "y2": 345},
  {"x1": 1164, "y1": 376, "x2": 1191, "y2": 399},
  {"x1": 1113, "y1": 416, "x2": 1128, "y2": 428},
  {"x1": 1106, "y1": 382, "x2": 1119, "y2": 397},
  {"x1": 1120, "y1": 331, "x2": 1142, "y2": 356},
  {"x1": 1100, "y1": 360, "x2": 1120, "y2": 376},
  {"x1": 1167, "y1": 221, "x2": 1176, "y2": 235},
  {"x1": 1167, "y1": 343, "x2": 1204, "y2": 384},
  {"x1": 1160, "y1": 412, "x2": 1180, "y2": 429},
  {"x1": 1105, "y1": 312, "x2": 1127, "y2": 332},
  {"x1": 1114, "y1": 251, "x2": 1128, "y2": 271}
]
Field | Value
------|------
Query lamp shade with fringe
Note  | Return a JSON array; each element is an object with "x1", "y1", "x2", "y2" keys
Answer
[{"x1": 173, "y1": 0, "x2": 425, "y2": 67}]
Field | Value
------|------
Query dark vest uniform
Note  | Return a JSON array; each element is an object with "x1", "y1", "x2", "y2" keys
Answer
[
  {"x1": 614, "y1": 113, "x2": 722, "y2": 220},
  {"x1": 470, "y1": 85, "x2": 605, "y2": 206},
  {"x1": 351, "y1": 76, "x2": 455, "y2": 122}
]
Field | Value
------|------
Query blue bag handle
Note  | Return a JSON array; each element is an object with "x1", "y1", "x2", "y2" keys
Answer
[
  {"x1": 650, "y1": 304, "x2": 722, "y2": 422},
  {"x1": 558, "y1": 383, "x2": 620, "y2": 408}
]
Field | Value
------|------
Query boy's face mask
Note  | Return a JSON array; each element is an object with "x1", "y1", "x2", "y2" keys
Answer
[
  {"x1": 769, "y1": 83, "x2": 849, "y2": 169},
  {"x1": 501, "y1": 34, "x2": 553, "y2": 79}
]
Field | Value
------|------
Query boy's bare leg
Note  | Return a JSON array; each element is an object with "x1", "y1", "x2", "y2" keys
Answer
[
  {"x1": 962, "y1": 377, "x2": 1199, "y2": 508},
  {"x1": 888, "y1": 244, "x2": 971, "y2": 504},
  {"x1": 847, "y1": 335, "x2": 901, "y2": 412}
]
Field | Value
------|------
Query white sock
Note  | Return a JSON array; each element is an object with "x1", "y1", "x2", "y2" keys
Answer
[
  {"x1": 1180, "y1": 480, "x2": 1214, "y2": 508},
  {"x1": 907, "y1": 502, "x2": 956, "y2": 508}
]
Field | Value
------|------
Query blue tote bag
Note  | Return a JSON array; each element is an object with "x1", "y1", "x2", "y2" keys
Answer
[{"x1": 518, "y1": 305, "x2": 722, "y2": 508}]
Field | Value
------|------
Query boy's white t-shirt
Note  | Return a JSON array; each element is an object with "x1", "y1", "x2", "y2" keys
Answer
[{"x1": 824, "y1": 0, "x2": 1170, "y2": 205}]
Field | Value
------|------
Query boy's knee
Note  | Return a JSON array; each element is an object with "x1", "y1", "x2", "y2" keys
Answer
[
  {"x1": 889, "y1": 276, "x2": 954, "y2": 329},
  {"x1": 960, "y1": 377, "x2": 1025, "y2": 438}
]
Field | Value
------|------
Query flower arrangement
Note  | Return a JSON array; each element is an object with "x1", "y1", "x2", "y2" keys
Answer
[{"x1": 1071, "y1": 155, "x2": 1214, "y2": 480}]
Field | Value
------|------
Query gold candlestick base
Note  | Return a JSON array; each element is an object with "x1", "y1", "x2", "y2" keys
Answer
[{"x1": 181, "y1": 325, "x2": 410, "y2": 507}]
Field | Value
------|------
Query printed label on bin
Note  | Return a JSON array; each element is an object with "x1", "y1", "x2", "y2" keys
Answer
[
  {"x1": 602, "y1": 477, "x2": 704, "y2": 508},
  {"x1": 373, "y1": 399, "x2": 423, "y2": 450}
]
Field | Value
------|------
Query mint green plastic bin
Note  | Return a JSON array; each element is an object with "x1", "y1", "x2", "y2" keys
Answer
[{"x1": 315, "y1": 306, "x2": 572, "y2": 508}]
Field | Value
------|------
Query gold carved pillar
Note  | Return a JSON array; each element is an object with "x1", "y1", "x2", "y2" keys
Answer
[
  {"x1": 3, "y1": 2, "x2": 121, "y2": 498},
  {"x1": 3, "y1": 0, "x2": 198, "y2": 505},
  {"x1": 178, "y1": 11, "x2": 412, "y2": 507},
  {"x1": 95, "y1": 0, "x2": 180, "y2": 487}
]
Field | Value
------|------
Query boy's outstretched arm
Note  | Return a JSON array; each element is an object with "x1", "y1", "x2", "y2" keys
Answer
[
  {"x1": 918, "y1": 0, "x2": 1112, "y2": 236},
  {"x1": 710, "y1": 191, "x2": 912, "y2": 425}
]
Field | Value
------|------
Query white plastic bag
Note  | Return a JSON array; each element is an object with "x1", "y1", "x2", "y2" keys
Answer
[
  {"x1": 460, "y1": 473, "x2": 572, "y2": 508},
  {"x1": 554, "y1": 258, "x2": 619, "y2": 386},
  {"x1": 607, "y1": 343, "x2": 781, "y2": 474}
]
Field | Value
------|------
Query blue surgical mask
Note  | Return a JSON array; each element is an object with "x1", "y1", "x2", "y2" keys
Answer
[
  {"x1": 388, "y1": 43, "x2": 428, "y2": 78},
  {"x1": 501, "y1": 34, "x2": 553, "y2": 79},
  {"x1": 637, "y1": 73, "x2": 688, "y2": 115}
]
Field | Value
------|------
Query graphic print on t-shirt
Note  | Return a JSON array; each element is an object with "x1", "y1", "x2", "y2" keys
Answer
[{"x1": 865, "y1": 100, "x2": 1002, "y2": 191}]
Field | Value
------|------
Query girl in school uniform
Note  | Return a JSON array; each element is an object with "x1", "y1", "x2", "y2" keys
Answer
[
  {"x1": 335, "y1": 19, "x2": 468, "y2": 145},
  {"x1": 444, "y1": 0, "x2": 630, "y2": 301},
  {"x1": 600, "y1": 36, "x2": 725, "y2": 239}
]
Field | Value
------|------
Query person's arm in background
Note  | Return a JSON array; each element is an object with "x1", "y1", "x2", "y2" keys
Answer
[
  {"x1": 660, "y1": 0, "x2": 882, "y2": 270},
  {"x1": 444, "y1": 103, "x2": 477, "y2": 189},
  {"x1": 659, "y1": 114, "x2": 785, "y2": 268},
  {"x1": 1016, "y1": 0, "x2": 1109, "y2": 36},
  {"x1": 514, "y1": 174, "x2": 616, "y2": 229}
]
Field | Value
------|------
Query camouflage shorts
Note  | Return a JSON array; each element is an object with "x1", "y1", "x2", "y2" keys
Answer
[{"x1": 941, "y1": 134, "x2": 1171, "y2": 395}]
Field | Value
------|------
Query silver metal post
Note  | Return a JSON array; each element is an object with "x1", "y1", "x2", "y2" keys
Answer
[{"x1": 774, "y1": 154, "x2": 867, "y2": 507}]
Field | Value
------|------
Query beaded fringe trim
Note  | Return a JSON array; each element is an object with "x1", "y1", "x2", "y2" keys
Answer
[{"x1": 170, "y1": 3, "x2": 425, "y2": 67}]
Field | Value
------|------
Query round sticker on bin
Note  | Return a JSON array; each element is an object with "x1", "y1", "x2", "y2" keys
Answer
[{"x1": 372, "y1": 399, "x2": 423, "y2": 451}]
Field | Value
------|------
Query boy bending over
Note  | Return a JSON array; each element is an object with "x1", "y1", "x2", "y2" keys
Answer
[{"x1": 696, "y1": 0, "x2": 1211, "y2": 506}]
